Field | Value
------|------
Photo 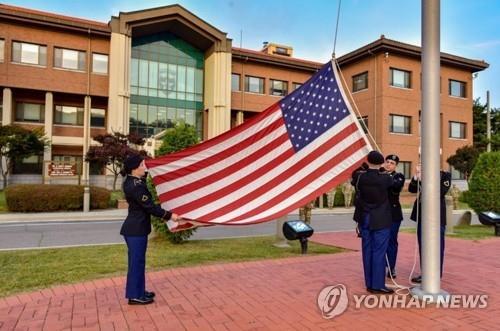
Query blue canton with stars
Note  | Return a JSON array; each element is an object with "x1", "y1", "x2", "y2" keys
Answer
[{"x1": 280, "y1": 62, "x2": 349, "y2": 152}]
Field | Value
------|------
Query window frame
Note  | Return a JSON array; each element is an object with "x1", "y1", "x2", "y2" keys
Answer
[
  {"x1": 389, "y1": 114, "x2": 412, "y2": 134},
  {"x1": 11, "y1": 41, "x2": 47, "y2": 66},
  {"x1": 90, "y1": 108, "x2": 106, "y2": 127},
  {"x1": 269, "y1": 79, "x2": 288, "y2": 97},
  {"x1": 449, "y1": 121, "x2": 466, "y2": 139},
  {"x1": 245, "y1": 75, "x2": 265, "y2": 94},
  {"x1": 54, "y1": 47, "x2": 86, "y2": 71},
  {"x1": 54, "y1": 105, "x2": 85, "y2": 126},
  {"x1": 396, "y1": 161, "x2": 412, "y2": 180},
  {"x1": 449, "y1": 79, "x2": 466, "y2": 98},
  {"x1": 231, "y1": 73, "x2": 241, "y2": 92},
  {"x1": 0, "y1": 39, "x2": 4, "y2": 63},
  {"x1": 15, "y1": 102, "x2": 45, "y2": 123},
  {"x1": 352, "y1": 71, "x2": 368, "y2": 92},
  {"x1": 390, "y1": 67, "x2": 412, "y2": 89},
  {"x1": 92, "y1": 53, "x2": 108, "y2": 74}
]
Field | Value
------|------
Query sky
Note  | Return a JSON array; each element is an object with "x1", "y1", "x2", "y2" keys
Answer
[{"x1": 5, "y1": 0, "x2": 500, "y2": 108}]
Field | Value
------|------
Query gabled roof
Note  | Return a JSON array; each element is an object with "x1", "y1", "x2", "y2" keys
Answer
[
  {"x1": 337, "y1": 35, "x2": 489, "y2": 72},
  {"x1": 0, "y1": 3, "x2": 110, "y2": 36}
]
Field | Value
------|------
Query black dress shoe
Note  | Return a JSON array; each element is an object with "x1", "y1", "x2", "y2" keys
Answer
[
  {"x1": 145, "y1": 291, "x2": 156, "y2": 299},
  {"x1": 128, "y1": 296, "x2": 154, "y2": 305},
  {"x1": 367, "y1": 287, "x2": 394, "y2": 294},
  {"x1": 387, "y1": 270, "x2": 397, "y2": 279},
  {"x1": 411, "y1": 275, "x2": 422, "y2": 283}
]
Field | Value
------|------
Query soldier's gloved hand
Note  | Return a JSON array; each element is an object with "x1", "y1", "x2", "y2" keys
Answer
[{"x1": 170, "y1": 213, "x2": 179, "y2": 221}]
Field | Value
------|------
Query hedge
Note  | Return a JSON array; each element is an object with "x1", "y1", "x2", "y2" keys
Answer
[
  {"x1": 466, "y1": 152, "x2": 500, "y2": 214},
  {"x1": 5, "y1": 184, "x2": 111, "y2": 212}
]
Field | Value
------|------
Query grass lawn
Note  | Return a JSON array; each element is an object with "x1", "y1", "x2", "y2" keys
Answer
[
  {"x1": 0, "y1": 235, "x2": 343, "y2": 298},
  {"x1": 401, "y1": 224, "x2": 497, "y2": 240}
]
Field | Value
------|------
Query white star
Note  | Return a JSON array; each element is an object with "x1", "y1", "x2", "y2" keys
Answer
[
  {"x1": 298, "y1": 136, "x2": 302, "y2": 140},
  {"x1": 343, "y1": 109, "x2": 347, "y2": 113},
  {"x1": 317, "y1": 122, "x2": 320, "y2": 126},
  {"x1": 310, "y1": 121, "x2": 314, "y2": 124},
  {"x1": 291, "y1": 134, "x2": 295, "y2": 138},
  {"x1": 294, "y1": 126, "x2": 297, "y2": 129},
  {"x1": 301, "y1": 91, "x2": 304, "y2": 94},
  {"x1": 313, "y1": 112, "x2": 317, "y2": 116},
  {"x1": 281, "y1": 104, "x2": 285, "y2": 107},
  {"x1": 318, "y1": 95, "x2": 322, "y2": 99},
  {"x1": 306, "y1": 92, "x2": 310, "y2": 96},
  {"x1": 309, "y1": 102, "x2": 313, "y2": 106},
  {"x1": 330, "y1": 78, "x2": 334, "y2": 82},
  {"x1": 334, "y1": 117, "x2": 337, "y2": 120},
  {"x1": 328, "y1": 67, "x2": 331, "y2": 71},
  {"x1": 291, "y1": 97, "x2": 295, "y2": 101},
  {"x1": 297, "y1": 117, "x2": 301, "y2": 121},
  {"x1": 303, "y1": 119, "x2": 307, "y2": 123},
  {"x1": 301, "y1": 128, "x2": 304, "y2": 131},
  {"x1": 315, "y1": 130, "x2": 318, "y2": 134},
  {"x1": 313, "y1": 93, "x2": 316, "y2": 97},
  {"x1": 315, "y1": 104, "x2": 319, "y2": 108},
  {"x1": 291, "y1": 115, "x2": 294, "y2": 119},
  {"x1": 296, "y1": 144, "x2": 300, "y2": 148},
  {"x1": 324, "y1": 123, "x2": 327, "y2": 127},
  {"x1": 319, "y1": 113, "x2": 323, "y2": 117},
  {"x1": 321, "y1": 105, "x2": 325, "y2": 109},
  {"x1": 326, "y1": 115, "x2": 330, "y2": 119},
  {"x1": 334, "y1": 89, "x2": 338, "y2": 92},
  {"x1": 331, "y1": 97, "x2": 335, "y2": 101},
  {"x1": 328, "y1": 106, "x2": 332, "y2": 110},
  {"x1": 308, "y1": 129, "x2": 311, "y2": 132},
  {"x1": 321, "y1": 86, "x2": 325, "y2": 90},
  {"x1": 338, "y1": 99, "x2": 342, "y2": 103},
  {"x1": 327, "y1": 87, "x2": 331, "y2": 91},
  {"x1": 297, "y1": 99, "x2": 301, "y2": 102},
  {"x1": 306, "y1": 111, "x2": 310, "y2": 114},
  {"x1": 305, "y1": 137, "x2": 309, "y2": 141},
  {"x1": 300, "y1": 109, "x2": 303, "y2": 113},
  {"x1": 316, "y1": 84, "x2": 320, "y2": 88},
  {"x1": 336, "y1": 108, "x2": 339, "y2": 112}
]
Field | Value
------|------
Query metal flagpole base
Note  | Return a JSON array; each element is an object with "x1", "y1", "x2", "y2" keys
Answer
[{"x1": 410, "y1": 286, "x2": 450, "y2": 303}]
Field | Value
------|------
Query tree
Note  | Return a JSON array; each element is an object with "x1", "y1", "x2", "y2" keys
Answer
[
  {"x1": 85, "y1": 132, "x2": 145, "y2": 190},
  {"x1": 472, "y1": 98, "x2": 500, "y2": 151},
  {"x1": 151, "y1": 122, "x2": 200, "y2": 244},
  {"x1": 0, "y1": 125, "x2": 49, "y2": 189},
  {"x1": 466, "y1": 152, "x2": 500, "y2": 214},
  {"x1": 446, "y1": 145, "x2": 480, "y2": 181}
]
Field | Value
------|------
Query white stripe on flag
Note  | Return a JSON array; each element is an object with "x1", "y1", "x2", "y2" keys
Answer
[{"x1": 181, "y1": 116, "x2": 356, "y2": 221}]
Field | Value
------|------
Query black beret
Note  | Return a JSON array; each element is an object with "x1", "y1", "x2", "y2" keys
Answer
[
  {"x1": 124, "y1": 154, "x2": 144, "y2": 172},
  {"x1": 385, "y1": 154, "x2": 400, "y2": 164},
  {"x1": 367, "y1": 151, "x2": 384, "y2": 165}
]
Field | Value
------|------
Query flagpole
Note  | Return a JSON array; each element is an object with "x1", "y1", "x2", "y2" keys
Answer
[{"x1": 411, "y1": 0, "x2": 449, "y2": 301}]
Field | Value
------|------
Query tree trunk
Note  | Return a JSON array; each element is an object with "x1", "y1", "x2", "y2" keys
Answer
[{"x1": 113, "y1": 173, "x2": 118, "y2": 191}]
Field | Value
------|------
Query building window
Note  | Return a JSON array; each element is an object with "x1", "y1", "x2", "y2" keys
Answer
[
  {"x1": 396, "y1": 161, "x2": 412, "y2": 179},
  {"x1": 449, "y1": 79, "x2": 466, "y2": 98},
  {"x1": 389, "y1": 114, "x2": 411, "y2": 134},
  {"x1": 54, "y1": 105, "x2": 84, "y2": 126},
  {"x1": 12, "y1": 155, "x2": 43, "y2": 174},
  {"x1": 54, "y1": 48, "x2": 86, "y2": 71},
  {"x1": 91, "y1": 108, "x2": 105, "y2": 127},
  {"x1": 357, "y1": 116, "x2": 369, "y2": 133},
  {"x1": 450, "y1": 166, "x2": 465, "y2": 180},
  {"x1": 449, "y1": 121, "x2": 466, "y2": 139},
  {"x1": 231, "y1": 73, "x2": 240, "y2": 91},
  {"x1": 245, "y1": 76, "x2": 264, "y2": 94},
  {"x1": 352, "y1": 72, "x2": 368, "y2": 92},
  {"x1": 12, "y1": 41, "x2": 47, "y2": 66},
  {"x1": 15, "y1": 102, "x2": 45, "y2": 123},
  {"x1": 0, "y1": 39, "x2": 4, "y2": 62},
  {"x1": 0, "y1": 103, "x2": 2, "y2": 124},
  {"x1": 92, "y1": 53, "x2": 108, "y2": 74},
  {"x1": 270, "y1": 79, "x2": 288, "y2": 96},
  {"x1": 390, "y1": 68, "x2": 411, "y2": 88},
  {"x1": 293, "y1": 82, "x2": 302, "y2": 90}
]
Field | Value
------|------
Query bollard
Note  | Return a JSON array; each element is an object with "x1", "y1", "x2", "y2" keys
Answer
[
  {"x1": 83, "y1": 186, "x2": 90, "y2": 213},
  {"x1": 273, "y1": 216, "x2": 290, "y2": 248}
]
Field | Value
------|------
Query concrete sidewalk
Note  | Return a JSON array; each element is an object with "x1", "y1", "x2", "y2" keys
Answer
[
  {"x1": 0, "y1": 207, "x2": 473, "y2": 224},
  {"x1": 0, "y1": 231, "x2": 497, "y2": 330}
]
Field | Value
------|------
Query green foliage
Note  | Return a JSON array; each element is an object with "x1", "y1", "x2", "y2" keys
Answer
[
  {"x1": 5, "y1": 184, "x2": 110, "y2": 212},
  {"x1": 466, "y1": 152, "x2": 500, "y2": 213},
  {"x1": 150, "y1": 122, "x2": 200, "y2": 243},
  {"x1": 0, "y1": 125, "x2": 49, "y2": 189},
  {"x1": 446, "y1": 145, "x2": 481, "y2": 179},
  {"x1": 334, "y1": 186, "x2": 345, "y2": 206},
  {"x1": 85, "y1": 132, "x2": 145, "y2": 190},
  {"x1": 157, "y1": 121, "x2": 200, "y2": 155},
  {"x1": 472, "y1": 98, "x2": 500, "y2": 151}
]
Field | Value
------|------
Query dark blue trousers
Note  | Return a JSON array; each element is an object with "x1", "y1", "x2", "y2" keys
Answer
[
  {"x1": 360, "y1": 213, "x2": 390, "y2": 290},
  {"x1": 124, "y1": 235, "x2": 148, "y2": 299},
  {"x1": 416, "y1": 221, "x2": 445, "y2": 276},
  {"x1": 386, "y1": 221, "x2": 402, "y2": 271}
]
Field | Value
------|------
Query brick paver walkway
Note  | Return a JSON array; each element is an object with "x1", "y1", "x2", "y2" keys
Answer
[{"x1": 0, "y1": 231, "x2": 499, "y2": 330}]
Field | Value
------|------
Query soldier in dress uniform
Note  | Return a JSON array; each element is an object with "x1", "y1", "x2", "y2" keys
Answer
[
  {"x1": 408, "y1": 164, "x2": 451, "y2": 283},
  {"x1": 352, "y1": 151, "x2": 394, "y2": 294},
  {"x1": 383, "y1": 154, "x2": 406, "y2": 279},
  {"x1": 120, "y1": 154, "x2": 179, "y2": 305}
]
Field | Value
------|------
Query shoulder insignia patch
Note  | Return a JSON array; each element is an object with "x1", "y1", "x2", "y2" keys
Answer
[
  {"x1": 443, "y1": 180, "x2": 450, "y2": 187},
  {"x1": 134, "y1": 179, "x2": 142, "y2": 186},
  {"x1": 142, "y1": 195, "x2": 148, "y2": 202}
]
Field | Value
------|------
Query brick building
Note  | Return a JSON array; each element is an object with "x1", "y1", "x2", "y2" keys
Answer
[{"x1": 0, "y1": 4, "x2": 488, "y2": 187}]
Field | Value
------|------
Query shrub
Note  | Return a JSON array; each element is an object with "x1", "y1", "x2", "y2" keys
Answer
[
  {"x1": 334, "y1": 186, "x2": 345, "y2": 207},
  {"x1": 466, "y1": 152, "x2": 500, "y2": 214},
  {"x1": 5, "y1": 185, "x2": 111, "y2": 212}
]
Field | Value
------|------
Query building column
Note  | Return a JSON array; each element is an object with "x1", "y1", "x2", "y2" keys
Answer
[
  {"x1": 43, "y1": 92, "x2": 53, "y2": 182},
  {"x1": 82, "y1": 95, "x2": 91, "y2": 186},
  {"x1": 236, "y1": 111, "x2": 244, "y2": 126},
  {"x1": 108, "y1": 32, "x2": 131, "y2": 134},
  {"x1": 205, "y1": 50, "x2": 232, "y2": 139},
  {"x1": 2, "y1": 88, "x2": 12, "y2": 125}
]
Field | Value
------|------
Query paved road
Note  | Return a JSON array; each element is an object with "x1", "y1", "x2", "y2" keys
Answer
[{"x1": 0, "y1": 211, "x2": 480, "y2": 250}]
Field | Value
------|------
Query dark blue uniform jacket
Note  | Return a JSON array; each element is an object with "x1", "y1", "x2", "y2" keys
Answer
[{"x1": 388, "y1": 171, "x2": 406, "y2": 222}]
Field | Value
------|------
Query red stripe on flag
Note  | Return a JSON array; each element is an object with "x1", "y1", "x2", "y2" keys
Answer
[
  {"x1": 193, "y1": 123, "x2": 360, "y2": 221},
  {"x1": 146, "y1": 104, "x2": 281, "y2": 169},
  {"x1": 222, "y1": 137, "x2": 367, "y2": 223},
  {"x1": 158, "y1": 132, "x2": 292, "y2": 203},
  {"x1": 152, "y1": 116, "x2": 286, "y2": 189}
]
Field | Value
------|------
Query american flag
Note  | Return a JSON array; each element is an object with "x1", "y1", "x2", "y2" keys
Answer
[{"x1": 146, "y1": 61, "x2": 371, "y2": 231}]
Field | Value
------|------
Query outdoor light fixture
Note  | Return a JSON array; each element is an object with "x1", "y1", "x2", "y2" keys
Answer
[
  {"x1": 478, "y1": 211, "x2": 500, "y2": 236},
  {"x1": 282, "y1": 220, "x2": 314, "y2": 254}
]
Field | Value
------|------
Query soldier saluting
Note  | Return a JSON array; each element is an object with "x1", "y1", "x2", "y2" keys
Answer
[{"x1": 383, "y1": 154, "x2": 406, "y2": 279}]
